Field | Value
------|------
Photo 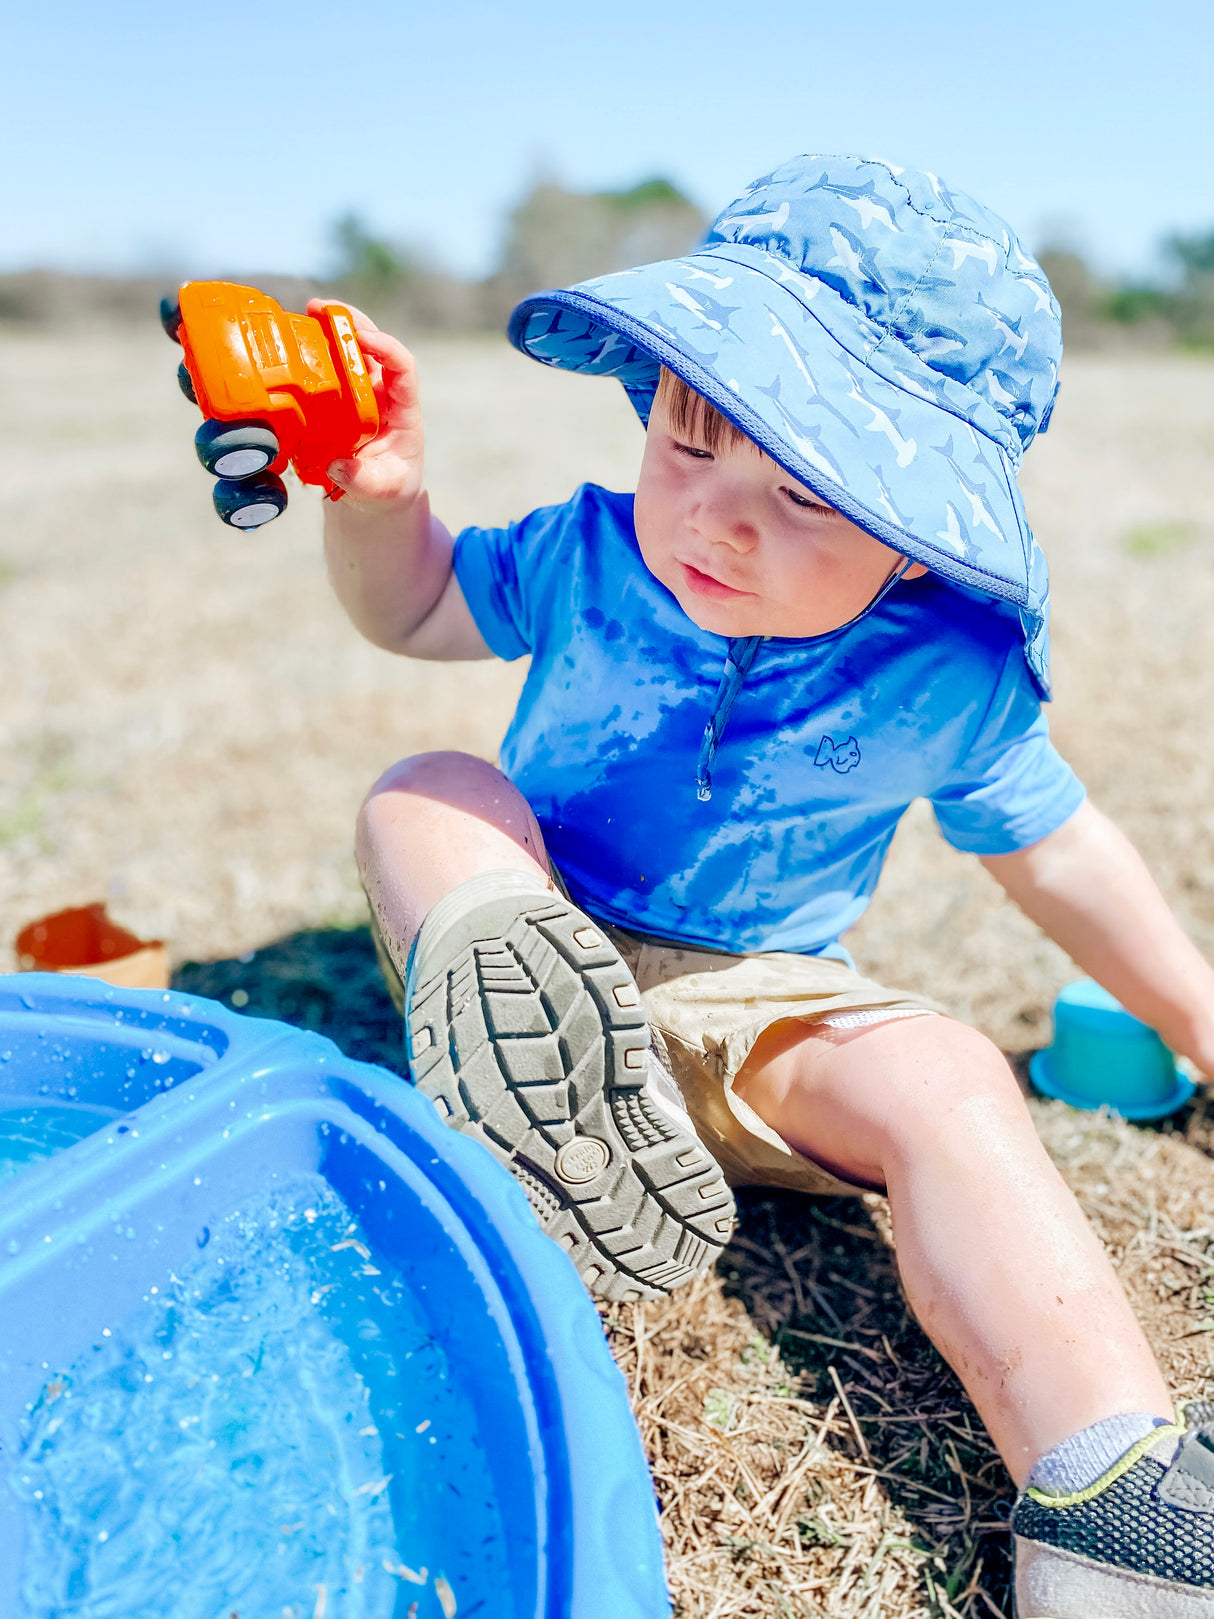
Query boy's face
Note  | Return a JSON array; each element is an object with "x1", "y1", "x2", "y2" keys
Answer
[{"x1": 634, "y1": 392, "x2": 924, "y2": 639}]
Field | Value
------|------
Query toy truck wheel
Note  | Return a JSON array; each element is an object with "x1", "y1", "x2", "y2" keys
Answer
[
  {"x1": 213, "y1": 474, "x2": 287, "y2": 530},
  {"x1": 177, "y1": 361, "x2": 197, "y2": 404},
  {"x1": 195, "y1": 419, "x2": 280, "y2": 480},
  {"x1": 159, "y1": 297, "x2": 183, "y2": 343}
]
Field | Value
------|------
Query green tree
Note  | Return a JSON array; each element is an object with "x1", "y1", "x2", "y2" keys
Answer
[
  {"x1": 329, "y1": 213, "x2": 414, "y2": 316},
  {"x1": 485, "y1": 175, "x2": 706, "y2": 322},
  {"x1": 1164, "y1": 229, "x2": 1214, "y2": 348},
  {"x1": 324, "y1": 213, "x2": 477, "y2": 333},
  {"x1": 1103, "y1": 228, "x2": 1214, "y2": 349}
]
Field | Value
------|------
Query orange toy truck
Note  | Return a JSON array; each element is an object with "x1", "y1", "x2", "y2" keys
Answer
[{"x1": 162, "y1": 281, "x2": 380, "y2": 529}]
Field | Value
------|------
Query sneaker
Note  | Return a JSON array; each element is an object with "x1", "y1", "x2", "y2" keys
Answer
[
  {"x1": 402, "y1": 871, "x2": 737, "y2": 1301},
  {"x1": 1013, "y1": 1402, "x2": 1214, "y2": 1617}
]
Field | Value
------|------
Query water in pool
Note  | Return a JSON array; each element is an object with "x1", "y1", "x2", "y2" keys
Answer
[
  {"x1": 0, "y1": 1104, "x2": 120, "y2": 1186},
  {"x1": 9, "y1": 1176, "x2": 506, "y2": 1617}
]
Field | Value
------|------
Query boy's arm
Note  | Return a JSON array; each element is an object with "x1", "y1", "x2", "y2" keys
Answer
[
  {"x1": 311, "y1": 310, "x2": 492, "y2": 661},
  {"x1": 981, "y1": 800, "x2": 1214, "y2": 1074}
]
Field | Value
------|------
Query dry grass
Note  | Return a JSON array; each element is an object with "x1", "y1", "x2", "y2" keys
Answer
[{"x1": 3, "y1": 328, "x2": 1214, "y2": 1616}]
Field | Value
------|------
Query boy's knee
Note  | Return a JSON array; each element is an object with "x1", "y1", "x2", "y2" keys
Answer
[
  {"x1": 745, "y1": 1013, "x2": 1028, "y2": 1184},
  {"x1": 364, "y1": 749, "x2": 500, "y2": 805},
  {"x1": 878, "y1": 1017, "x2": 1029, "y2": 1153},
  {"x1": 360, "y1": 750, "x2": 504, "y2": 830},
  {"x1": 355, "y1": 750, "x2": 549, "y2": 885},
  {"x1": 357, "y1": 751, "x2": 484, "y2": 864}
]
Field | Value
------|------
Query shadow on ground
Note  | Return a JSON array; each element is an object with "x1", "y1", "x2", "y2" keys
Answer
[
  {"x1": 172, "y1": 922, "x2": 406, "y2": 1074},
  {"x1": 723, "y1": 1187, "x2": 1015, "y2": 1613}
]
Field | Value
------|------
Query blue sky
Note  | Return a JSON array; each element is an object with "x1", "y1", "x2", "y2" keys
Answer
[{"x1": 4, "y1": 0, "x2": 1210, "y2": 283}]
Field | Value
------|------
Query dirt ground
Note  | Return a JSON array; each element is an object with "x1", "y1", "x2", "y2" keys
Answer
[{"x1": 2, "y1": 327, "x2": 1214, "y2": 1616}]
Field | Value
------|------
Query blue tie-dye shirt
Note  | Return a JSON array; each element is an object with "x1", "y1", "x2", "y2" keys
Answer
[{"x1": 452, "y1": 483, "x2": 1084, "y2": 954}]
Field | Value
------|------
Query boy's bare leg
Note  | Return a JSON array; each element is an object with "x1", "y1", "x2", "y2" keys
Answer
[
  {"x1": 356, "y1": 749, "x2": 737, "y2": 1301},
  {"x1": 733, "y1": 1015, "x2": 1172, "y2": 1486},
  {"x1": 356, "y1": 750, "x2": 554, "y2": 956}
]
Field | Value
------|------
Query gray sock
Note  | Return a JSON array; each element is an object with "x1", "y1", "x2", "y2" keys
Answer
[{"x1": 1026, "y1": 1412, "x2": 1172, "y2": 1496}]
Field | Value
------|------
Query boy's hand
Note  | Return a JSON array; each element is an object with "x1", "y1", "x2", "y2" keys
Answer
[
  {"x1": 309, "y1": 302, "x2": 488, "y2": 660},
  {"x1": 305, "y1": 301, "x2": 424, "y2": 506}
]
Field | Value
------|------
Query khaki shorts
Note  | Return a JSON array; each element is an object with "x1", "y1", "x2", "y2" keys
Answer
[
  {"x1": 597, "y1": 924, "x2": 941, "y2": 1197},
  {"x1": 368, "y1": 887, "x2": 942, "y2": 1200}
]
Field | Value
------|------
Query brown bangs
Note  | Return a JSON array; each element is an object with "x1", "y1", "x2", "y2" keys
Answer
[{"x1": 654, "y1": 367, "x2": 752, "y2": 455}]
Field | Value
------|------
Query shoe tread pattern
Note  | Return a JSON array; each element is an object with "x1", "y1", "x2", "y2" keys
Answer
[{"x1": 406, "y1": 890, "x2": 736, "y2": 1301}]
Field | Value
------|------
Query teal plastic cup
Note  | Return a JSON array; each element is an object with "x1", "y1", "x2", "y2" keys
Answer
[{"x1": 1029, "y1": 979, "x2": 1196, "y2": 1120}]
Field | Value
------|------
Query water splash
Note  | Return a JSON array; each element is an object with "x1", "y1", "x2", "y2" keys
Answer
[{"x1": 10, "y1": 1176, "x2": 503, "y2": 1617}]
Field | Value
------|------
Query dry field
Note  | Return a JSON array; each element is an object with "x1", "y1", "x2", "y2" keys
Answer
[{"x1": 2, "y1": 326, "x2": 1214, "y2": 1617}]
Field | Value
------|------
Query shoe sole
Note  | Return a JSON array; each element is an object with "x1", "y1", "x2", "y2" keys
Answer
[
  {"x1": 1015, "y1": 1534, "x2": 1214, "y2": 1617},
  {"x1": 403, "y1": 874, "x2": 737, "y2": 1302}
]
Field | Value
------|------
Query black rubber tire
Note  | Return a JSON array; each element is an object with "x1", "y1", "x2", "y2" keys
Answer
[
  {"x1": 212, "y1": 474, "x2": 287, "y2": 529},
  {"x1": 195, "y1": 419, "x2": 279, "y2": 480},
  {"x1": 404, "y1": 873, "x2": 737, "y2": 1302},
  {"x1": 177, "y1": 361, "x2": 197, "y2": 404},
  {"x1": 159, "y1": 296, "x2": 182, "y2": 343}
]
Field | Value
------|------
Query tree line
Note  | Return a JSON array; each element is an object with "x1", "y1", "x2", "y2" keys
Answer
[{"x1": 1, "y1": 178, "x2": 1211, "y2": 352}]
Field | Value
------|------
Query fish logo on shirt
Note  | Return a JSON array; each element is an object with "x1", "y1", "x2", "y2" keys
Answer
[{"x1": 814, "y1": 734, "x2": 861, "y2": 774}]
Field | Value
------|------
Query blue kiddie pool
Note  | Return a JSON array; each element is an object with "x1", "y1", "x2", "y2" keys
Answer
[{"x1": 0, "y1": 974, "x2": 669, "y2": 1619}]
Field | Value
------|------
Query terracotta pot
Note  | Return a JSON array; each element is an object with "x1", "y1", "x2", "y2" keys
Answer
[{"x1": 15, "y1": 903, "x2": 169, "y2": 990}]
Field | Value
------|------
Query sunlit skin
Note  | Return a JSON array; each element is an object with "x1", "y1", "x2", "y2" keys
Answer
[
  {"x1": 633, "y1": 388, "x2": 925, "y2": 639},
  {"x1": 321, "y1": 308, "x2": 1214, "y2": 1482}
]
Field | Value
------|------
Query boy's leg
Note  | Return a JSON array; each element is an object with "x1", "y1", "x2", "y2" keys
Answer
[
  {"x1": 358, "y1": 749, "x2": 555, "y2": 958},
  {"x1": 732, "y1": 1012, "x2": 1170, "y2": 1481},
  {"x1": 358, "y1": 751, "x2": 736, "y2": 1300},
  {"x1": 733, "y1": 1016, "x2": 1214, "y2": 1619}
]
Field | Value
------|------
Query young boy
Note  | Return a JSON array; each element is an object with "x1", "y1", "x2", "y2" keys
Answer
[{"x1": 316, "y1": 156, "x2": 1214, "y2": 1616}]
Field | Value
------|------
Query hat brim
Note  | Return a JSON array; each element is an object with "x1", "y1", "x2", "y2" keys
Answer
[{"x1": 509, "y1": 251, "x2": 1037, "y2": 611}]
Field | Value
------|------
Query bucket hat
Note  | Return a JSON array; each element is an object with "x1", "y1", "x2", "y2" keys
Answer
[{"x1": 508, "y1": 154, "x2": 1062, "y2": 696}]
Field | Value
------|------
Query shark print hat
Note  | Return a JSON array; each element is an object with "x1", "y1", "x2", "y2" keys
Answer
[{"x1": 508, "y1": 154, "x2": 1063, "y2": 696}]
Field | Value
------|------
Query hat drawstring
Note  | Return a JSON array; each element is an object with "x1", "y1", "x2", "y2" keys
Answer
[{"x1": 694, "y1": 556, "x2": 914, "y2": 803}]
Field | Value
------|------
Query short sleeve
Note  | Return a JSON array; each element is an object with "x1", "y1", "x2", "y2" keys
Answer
[
  {"x1": 930, "y1": 645, "x2": 1086, "y2": 855},
  {"x1": 452, "y1": 497, "x2": 578, "y2": 662}
]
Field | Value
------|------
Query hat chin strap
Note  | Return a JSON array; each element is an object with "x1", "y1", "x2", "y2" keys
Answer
[{"x1": 834, "y1": 552, "x2": 914, "y2": 635}]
